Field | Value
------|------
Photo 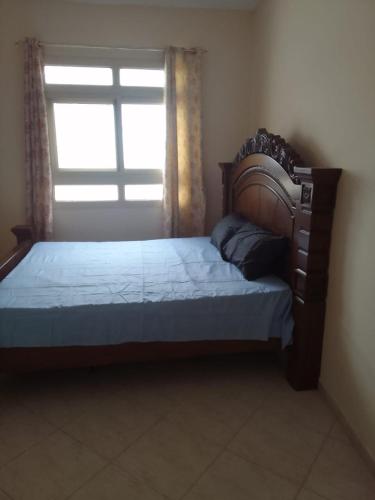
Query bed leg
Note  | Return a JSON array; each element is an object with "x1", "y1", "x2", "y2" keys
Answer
[{"x1": 286, "y1": 299, "x2": 325, "y2": 391}]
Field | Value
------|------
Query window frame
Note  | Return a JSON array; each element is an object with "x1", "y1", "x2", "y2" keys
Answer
[{"x1": 44, "y1": 48, "x2": 165, "y2": 207}]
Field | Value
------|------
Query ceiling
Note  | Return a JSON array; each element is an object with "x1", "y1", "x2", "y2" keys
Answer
[{"x1": 68, "y1": 0, "x2": 259, "y2": 10}]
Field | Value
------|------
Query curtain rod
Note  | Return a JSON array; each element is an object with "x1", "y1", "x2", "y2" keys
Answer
[{"x1": 15, "y1": 41, "x2": 206, "y2": 53}]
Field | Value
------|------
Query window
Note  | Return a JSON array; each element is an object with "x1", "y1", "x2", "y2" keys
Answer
[
  {"x1": 55, "y1": 185, "x2": 118, "y2": 202},
  {"x1": 121, "y1": 104, "x2": 165, "y2": 170},
  {"x1": 53, "y1": 103, "x2": 117, "y2": 170},
  {"x1": 45, "y1": 66, "x2": 113, "y2": 86},
  {"x1": 120, "y1": 68, "x2": 164, "y2": 87},
  {"x1": 124, "y1": 184, "x2": 163, "y2": 201},
  {"x1": 45, "y1": 58, "x2": 165, "y2": 203}
]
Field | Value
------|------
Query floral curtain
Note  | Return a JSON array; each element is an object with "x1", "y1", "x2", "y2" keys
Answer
[
  {"x1": 24, "y1": 38, "x2": 53, "y2": 241},
  {"x1": 163, "y1": 47, "x2": 206, "y2": 237}
]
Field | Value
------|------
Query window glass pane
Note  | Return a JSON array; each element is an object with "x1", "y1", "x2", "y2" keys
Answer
[
  {"x1": 122, "y1": 104, "x2": 165, "y2": 169},
  {"x1": 124, "y1": 184, "x2": 163, "y2": 201},
  {"x1": 120, "y1": 68, "x2": 165, "y2": 87},
  {"x1": 45, "y1": 66, "x2": 112, "y2": 85},
  {"x1": 55, "y1": 185, "x2": 118, "y2": 202},
  {"x1": 54, "y1": 103, "x2": 117, "y2": 170}
]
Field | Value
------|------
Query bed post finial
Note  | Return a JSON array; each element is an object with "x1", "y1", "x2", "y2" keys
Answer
[{"x1": 11, "y1": 225, "x2": 34, "y2": 245}]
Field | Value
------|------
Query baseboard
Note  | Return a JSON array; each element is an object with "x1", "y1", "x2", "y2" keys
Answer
[{"x1": 319, "y1": 382, "x2": 375, "y2": 475}]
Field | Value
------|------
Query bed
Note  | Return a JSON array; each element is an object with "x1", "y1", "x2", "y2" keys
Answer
[{"x1": 0, "y1": 129, "x2": 341, "y2": 390}]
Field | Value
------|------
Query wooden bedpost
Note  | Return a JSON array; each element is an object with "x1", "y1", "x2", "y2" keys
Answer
[
  {"x1": 0, "y1": 226, "x2": 34, "y2": 281},
  {"x1": 287, "y1": 167, "x2": 341, "y2": 390},
  {"x1": 11, "y1": 225, "x2": 34, "y2": 245}
]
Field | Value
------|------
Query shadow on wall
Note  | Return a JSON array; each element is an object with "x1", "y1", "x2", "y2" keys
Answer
[{"x1": 288, "y1": 131, "x2": 330, "y2": 167}]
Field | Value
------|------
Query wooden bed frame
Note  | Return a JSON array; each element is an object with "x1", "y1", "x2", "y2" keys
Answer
[{"x1": 0, "y1": 129, "x2": 341, "y2": 390}]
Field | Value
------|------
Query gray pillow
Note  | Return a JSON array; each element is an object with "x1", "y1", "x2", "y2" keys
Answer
[
  {"x1": 210, "y1": 213, "x2": 247, "y2": 256},
  {"x1": 223, "y1": 222, "x2": 288, "y2": 280}
]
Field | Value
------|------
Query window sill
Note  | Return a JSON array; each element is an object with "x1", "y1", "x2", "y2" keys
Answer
[{"x1": 53, "y1": 200, "x2": 163, "y2": 208}]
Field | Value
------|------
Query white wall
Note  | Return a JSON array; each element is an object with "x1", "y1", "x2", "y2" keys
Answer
[{"x1": 0, "y1": 0, "x2": 254, "y2": 251}]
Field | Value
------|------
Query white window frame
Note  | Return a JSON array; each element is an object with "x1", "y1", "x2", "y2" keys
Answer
[{"x1": 44, "y1": 47, "x2": 165, "y2": 206}]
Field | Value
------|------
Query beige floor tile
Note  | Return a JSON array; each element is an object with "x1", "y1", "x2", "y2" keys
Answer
[
  {"x1": 167, "y1": 399, "x2": 247, "y2": 448},
  {"x1": 12, "y1": 369, "x2": 124, "y2": 427},
  {"x1": 184, "y1": 450, "x2": 298, "y2": 500},
  {"x1": 168, "y1": 377, "x2": 266, "y2": 446},
  {"x1": 0, "y1": 404, "x2": 55, "y2": 467},
  {"x1": 0, "y1": 488, "x2": 11, "y2": 500},
  {"x1": 123, "y1": 361, "x2": 224, "y2": 406},
  {"x1": 63, "y1": 391, "x2": 161, "y2": 459},
  {"x1": 190, "y1": 360, "x2": 280, "y2": 401},
  {"x1": 19, "y1": 387, "x2": 104, "y2": 428},
  {"x1": 228, "y1": 408, "x2": 324, "y2": 484},
  {"x1": 261, "y1": 385, "x2": 336, "y2": 435},
  {"x1": 199, "y1": 376, "x2": 271, "y2": 408},
  {"x1": 306, "y1": 438, "x2": 375, "y2": 500},
  {"x1": 125, "y1": 355, "x2": 279, "y2": 405},
  {"x1": 69, "y1": 464, "x2": 166, "y2": 500},
  {"x1": 296, "y1": 489, "x2": 326, "y2": 500},
  {"x1": 0, "y1": 431, "x2": 105, "y2": 500},
  {"x1": 7, "y1": 367, "x2": 124, "y2": 399},
  {"x1": 3, "y1": 361, "x2": 372, "y2": 500},
  {"x1": 118, "y1": 380, "x2": 178, "y2": 417},
  {"x1": 329, "y1": 420, "x2": 352, "y2": 445},
  {"x1": 116, "y1": 416, "x2": 221, "y2": 499}
]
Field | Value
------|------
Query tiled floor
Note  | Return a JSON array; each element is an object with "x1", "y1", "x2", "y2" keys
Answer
[{"x1": 0, "y1": 355, "x2": 374, "y2": 500}]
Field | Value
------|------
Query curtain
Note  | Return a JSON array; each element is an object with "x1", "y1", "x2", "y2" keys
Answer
[
  {"x1": 24, "y1": 38, "x2": 53, "y2": 241},
  {"x1": 163, "y1": 47, "x2": 206, "y2": 237}
]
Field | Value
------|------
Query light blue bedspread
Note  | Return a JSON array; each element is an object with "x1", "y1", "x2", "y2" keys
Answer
[{"x1": 0, "y1": 238, "x2": 293, "y2": 348}]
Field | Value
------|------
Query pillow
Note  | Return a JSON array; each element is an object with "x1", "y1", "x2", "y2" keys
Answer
[
  {"x1": 222, "y1": 222, "x2": 288, "y2": 280},
  {"x1": 210, "y1": 213, "x2": 247, "y2": 255}
]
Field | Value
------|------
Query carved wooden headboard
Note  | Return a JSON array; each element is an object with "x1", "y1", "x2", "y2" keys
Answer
[{"x1": 220, "y1": 129, "x2": 341, "y2": 390}]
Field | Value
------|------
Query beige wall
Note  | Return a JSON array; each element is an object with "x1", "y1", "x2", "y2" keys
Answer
[
  {"x1": 252, "y1": 0, "x2": 375, "y2": 461},
  {"x1": 0, "y1": 0, "x2": 254, "y2": 252}
]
